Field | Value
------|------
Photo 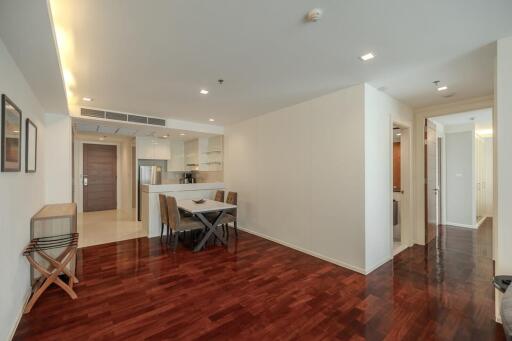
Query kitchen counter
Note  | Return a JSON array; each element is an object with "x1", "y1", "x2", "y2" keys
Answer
[
  {"x1": 141, "y1": 182, "x2": 224, "y2": 193},
  {"x1": 140, "y1": 182, "x2": 225, "y2": 237}
]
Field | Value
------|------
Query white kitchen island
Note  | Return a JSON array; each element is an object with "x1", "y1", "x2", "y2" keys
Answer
[{"x1": 140, "y1": 182, "x2": 225, "y2": 238}]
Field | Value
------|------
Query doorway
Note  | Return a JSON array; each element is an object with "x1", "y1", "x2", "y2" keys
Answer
[
  {"x1": 425, "y1": 108, "x2": 494, "y2": 235},
  {"x1": 83, "y1": 143, "x2": 117, "y2": 212},
  {"x1": 391, "y1": 123, "x2": 412, "y2": 256}
]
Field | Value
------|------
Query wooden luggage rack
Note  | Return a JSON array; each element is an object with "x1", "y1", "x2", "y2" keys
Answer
[{"x1": 23, "y1": 233, "x2": 79, "y2": 313}]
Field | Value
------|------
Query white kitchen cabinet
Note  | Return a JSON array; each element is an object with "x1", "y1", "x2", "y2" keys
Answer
[
  {"x1": 167, "y1": 140, "x2": 185, "y2": 171},
  {"x1": 136, "y1": 136, "x2": 171, "y2": 160}
]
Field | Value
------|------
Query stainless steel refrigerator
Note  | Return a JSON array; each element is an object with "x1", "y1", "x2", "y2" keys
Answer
[{"x1": 138, "y1": 165, "x2": 162, "y2": 221}]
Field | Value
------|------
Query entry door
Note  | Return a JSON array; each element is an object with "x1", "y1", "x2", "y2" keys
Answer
[
  {"x1": 425, "y1": 119, "x2": 439, "y2": 244},
  {"x1": 83, "y1": 144, "x2": 117, "y2": 212}
]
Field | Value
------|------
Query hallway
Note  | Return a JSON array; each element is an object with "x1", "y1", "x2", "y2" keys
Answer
[{"x1": 15, "y1": 220, "x2": 502, "y2": 340}]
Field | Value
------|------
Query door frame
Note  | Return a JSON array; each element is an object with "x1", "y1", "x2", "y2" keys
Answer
[
  {"x1": 74, "y1": 140, "x2": 121, "y2": 213},
  {"x1": 424, "y1": 118, "x2": 439, "y2": 245},
  {"x1": 414, "y1": 98, "x2": 493, "y2": 245},
  {"x1": 391, "y1": 120, "x2": 414, "y2": 256}
]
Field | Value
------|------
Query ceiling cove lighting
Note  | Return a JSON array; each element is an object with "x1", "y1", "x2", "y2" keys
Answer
[
  {"x1": 437, "y1": 86, "x2": 448, "y2": 91},
  {"x1": 359, "y1": 52, "x2": 375, "y2": 61},
  {"x1": 82, "y1": 97, "x2": 93, "y2": 102},
  {"x1": 200, "y1": 89, "x2": 209, "y2": 95}
]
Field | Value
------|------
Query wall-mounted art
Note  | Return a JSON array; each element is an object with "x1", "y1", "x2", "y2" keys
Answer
[
  {"x1": 1, "y1": 94, "x2": 22, "y2": 172},
  {"x1": 25, "y1": 119, "x2": 37, "y2": 173}
]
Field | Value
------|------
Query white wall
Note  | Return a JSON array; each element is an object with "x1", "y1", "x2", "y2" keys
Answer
[
  {"x1": 364, "y1": 84, "x2": 414, "y2": 271},
  {"x1": 495, "y1": 36, "x2": 512, "y2": 320},
  {"x1": 225, "y1": 84, "x2": 367, "y2": 272},
  {"x1": 44, "y1": 113, "x2": 72, "y2": 203},
  {"x1": 225, "y1": 84, "x2": 413, "y2": 274},
  {"x1": 445, "y1": 130, "x2": 475, "y2": 227},
  {"x1": 0, "y1": 38, "x2": 47, "y2": 341}
]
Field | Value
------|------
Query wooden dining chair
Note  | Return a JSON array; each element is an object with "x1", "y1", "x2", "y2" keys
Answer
[
  {"x1": 214, "y1": 190, "x2": 225, "y2": 202},
  {"x1": 222, "y1": 191, "x2": 238, "y2": 239},
  {"x1": 166, "y1": 196, "x2": 204, "y2": 251},
  {"x1": 158, "y1": 194, "x2": 170, "y2": 242}
]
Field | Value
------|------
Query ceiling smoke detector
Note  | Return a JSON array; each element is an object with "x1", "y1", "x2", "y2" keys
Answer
[{"x1": 306, "y1": 8, "x2": 322, "y2": 22}]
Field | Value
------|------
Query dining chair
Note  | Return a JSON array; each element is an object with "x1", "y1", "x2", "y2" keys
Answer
[
  {"x1": 214, "y1": 190, "x2": 225, "y2": 202},
  {"x1": 158, "y1": 194, "x2": 170, "y2": 242},
  {"x1": 166, "y1": 196, "x2": 204, "y2": 251},
  {"x1": 221, "y1": 191, "x2": 238, "y2": 239}
]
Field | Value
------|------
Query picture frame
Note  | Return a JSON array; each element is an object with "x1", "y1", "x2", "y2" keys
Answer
[
  {"x1": 25, "y1": 118, "x2": 37, "y2": 173},
  {"x1": 1, "y1": 94, "x2": 22, "y2": 172}
]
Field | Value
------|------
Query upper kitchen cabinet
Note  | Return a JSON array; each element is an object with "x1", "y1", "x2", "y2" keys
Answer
[
  {"x1": 167, "y1": 140, "x2": 185, "y2": 171},
  {"x1": 136, "y1": 136, "x2": 171, "y2": 160},
  {"x1": 183, "y1": 136, "x2": 223, "y2": 171}
]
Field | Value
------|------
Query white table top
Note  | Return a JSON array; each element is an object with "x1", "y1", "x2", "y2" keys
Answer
[{"x1": 177, "y1": 199, "x2": 237, "y2": 214}]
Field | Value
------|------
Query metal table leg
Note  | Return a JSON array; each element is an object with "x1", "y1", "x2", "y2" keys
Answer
[{"x1": 193, "y1": 211, "x2": 228, "y2": 252}]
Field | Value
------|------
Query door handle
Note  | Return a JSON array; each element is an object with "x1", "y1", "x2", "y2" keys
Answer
[{"x1": 83, "y1": 175, "x2": 88, "y2": 187}]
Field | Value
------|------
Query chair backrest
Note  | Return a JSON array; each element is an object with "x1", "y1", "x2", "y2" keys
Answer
[
  {"x1": 166, "y1": 196, "x2": 181, "y2": 231},
  {"x1": 226, "y1": 192, "x2": 238, "y2": 216},
  {"x1": 214, "y1": 190, "x2": 225, "y2": 202},
  {"x1": 158, "y1": 194, "x2": 169, "y2": 225}
]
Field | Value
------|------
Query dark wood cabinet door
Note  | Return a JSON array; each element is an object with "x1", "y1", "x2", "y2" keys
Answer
[{"x1": 83, "y1": 144, "x2": 117, "y2": 212}]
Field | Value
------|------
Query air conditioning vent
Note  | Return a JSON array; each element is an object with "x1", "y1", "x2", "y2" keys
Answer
[
  {"x1": 81, "y1": 108, "x2": 105, "y2": 119},
  {"x1": 148, "y1": 117, "x2": 166, "y2": 126},
  {"x1": 105, "y1": 111, "x2": 128, "y2": 121},
  {"x1": 128, "y1": 114, "x2": 148, "y2": 124}
]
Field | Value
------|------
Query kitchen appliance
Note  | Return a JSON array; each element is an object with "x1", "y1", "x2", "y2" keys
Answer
[
  {"x1": 183, "y1": 172, "x2": 196, "y2": 184},
  {"x1": 138, "y1": 165, "x2": 162, "y2": 221}
]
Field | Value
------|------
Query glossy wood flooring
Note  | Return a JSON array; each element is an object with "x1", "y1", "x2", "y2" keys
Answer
[{"x1": 15, "y1": 219, "x2": 504, "y2": 340}]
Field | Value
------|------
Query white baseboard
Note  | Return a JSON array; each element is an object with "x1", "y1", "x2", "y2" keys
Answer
[
  {"x1": 365, "y1": 256, "x2": 392, "y2": 275},
  {"x1": 445, "y1": 221, "x2": 475, "y2": 229},
  {"x1": 237, "y1": 226, "x2": 367, "y2": 275},
  {"x1": 8, "y1": 289, "x2": 31, "y2": 341}
]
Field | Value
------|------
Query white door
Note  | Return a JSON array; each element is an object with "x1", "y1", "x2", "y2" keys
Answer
[{"x1": 425, "y1": 119, "x2": 438, "y2": 244}]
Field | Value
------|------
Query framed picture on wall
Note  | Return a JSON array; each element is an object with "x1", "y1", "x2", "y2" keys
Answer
[
  {"x1": 25, "y1": 119, "x2": 37, "y2": 173},
  {"x1": 1, "y1": 94, "x2": 22, "y2": 172}
]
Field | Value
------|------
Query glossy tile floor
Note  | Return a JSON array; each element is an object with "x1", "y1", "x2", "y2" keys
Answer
[
  {"x1": 15, "y1": 219, "x2": 504, "y2": 340},
  {"x1": 77, "y1": 209, "x2": 146, "y2": 247}
]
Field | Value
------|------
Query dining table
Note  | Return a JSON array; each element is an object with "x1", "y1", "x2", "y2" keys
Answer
[{"x1": 176, "y1": 199, "x2": 237, "y2": 252}]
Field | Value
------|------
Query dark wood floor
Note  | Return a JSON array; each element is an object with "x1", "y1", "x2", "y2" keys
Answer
[{"x1": 15, "y1": 219, "x2": 504, "y2": 340}]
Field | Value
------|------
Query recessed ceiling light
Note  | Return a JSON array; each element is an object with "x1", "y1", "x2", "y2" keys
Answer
[
  {"x1": 162, "y1": 135, "x2": 168, "y2": 138},
  {"x1": 180, "y1": 133, "x2": 186, "y2": 136},
  {"x1": 209, "y1": 118, "x2": 215, "y2": 122},
  {"x1": 359, "y1": 52, "x2": 375, "y2": 61},
  {"x1": 200, "y1": 89, "x2": 209, "y2": 95},
  {"x1": 437, "y1": 86, "x2": 448, "y2": 91},
  {"x1": 82, "y1": 97, "x2": 93, "y2": 102}
]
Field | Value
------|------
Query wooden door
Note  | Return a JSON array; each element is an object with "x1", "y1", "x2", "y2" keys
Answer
[
  {"x1": 425, "y1": 119, "x2": 438, "y2": 244},
  {"x1": 83, "y1": 144, "x2": 117, "y2": 212}
]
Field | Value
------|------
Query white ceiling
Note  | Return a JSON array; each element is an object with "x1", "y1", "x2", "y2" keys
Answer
[
  {"x1": 0, "y1": 0, "x2": 67, "y2": 113},
  {"x1": 432, "y1": 108, "x2": 493, "y2": 130},
  {"x1": 50, "y1": 0, "x2": 512, "y2": 124}
]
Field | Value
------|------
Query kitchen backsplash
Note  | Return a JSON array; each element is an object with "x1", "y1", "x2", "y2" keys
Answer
[{"x1": 161, "y1": 171, "x2": 224, "y2": 184}]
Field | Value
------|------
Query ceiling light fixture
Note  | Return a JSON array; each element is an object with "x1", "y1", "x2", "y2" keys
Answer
[
  {"x1": 396, "y1": 133, "x2": 402, "y2": 136},
  {"x1": 200, "y1": 89, "x2": 209, "y2": 95},
  {"x1": 359, "y1": 52, "x2": 375, "y2": 61},
  {"x1": 437, "y1": 86, "x2": 448, "y2": 91},
  {"x1": 82, "y1": 97, "x2": 93, "y2": 102},
  {"x1": 162, "y1": 135, "x2": 168, "y2": 138},
  {"x1": 209, "y1": 118, "x2": 215, "y2": 122}
]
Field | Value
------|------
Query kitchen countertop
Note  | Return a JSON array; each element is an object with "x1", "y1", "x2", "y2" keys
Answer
[{"x1": 140, "y1": 182, "x2": 224, "y2": 193}]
